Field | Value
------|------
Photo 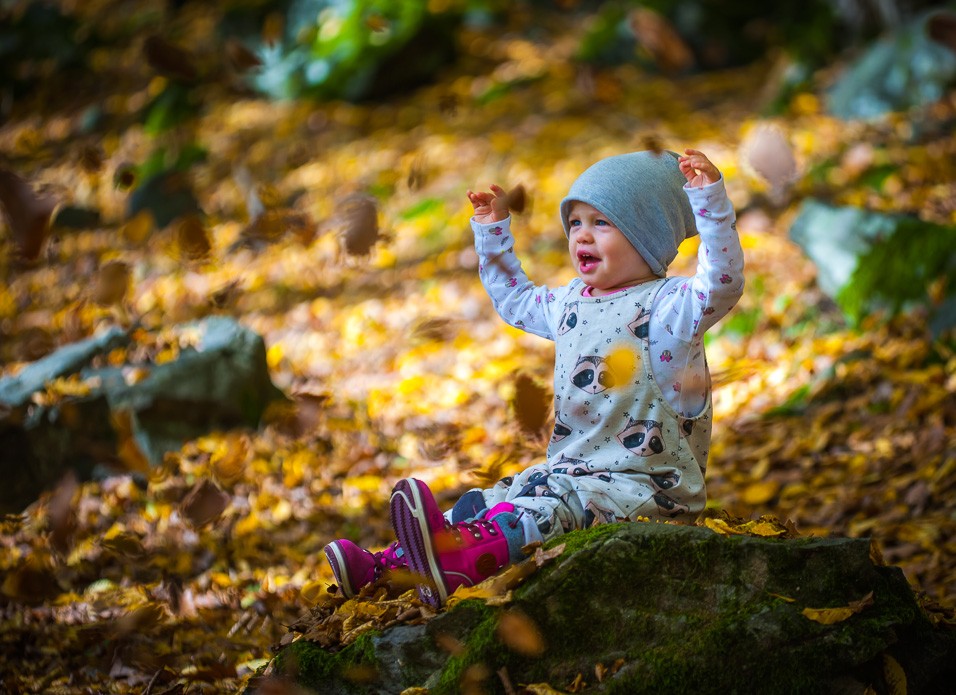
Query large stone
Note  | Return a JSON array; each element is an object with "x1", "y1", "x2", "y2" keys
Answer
[
  {"x1": 827, "y1": 10, "x2": 956, "y2": 120},
  {"x1": 0, "y1": 317, "x2": 284, "y2": 512},
  {"x1": 256, "y1": 523, "x2": 956, "y2": 694},
  {"x1": 788, "y1": 199, "x2": 956, "y2": 331}
]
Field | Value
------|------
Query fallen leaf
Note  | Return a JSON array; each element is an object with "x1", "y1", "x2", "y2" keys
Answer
[
  {"x1": 180, "y1": 478, "x2": 230, "y2": 527},
  {"x1": 802, "y1": 591, "x2": 874, "y2": 625},
  {"x1": 882, "y1": 653, "x2": 907, "y2": 695}
]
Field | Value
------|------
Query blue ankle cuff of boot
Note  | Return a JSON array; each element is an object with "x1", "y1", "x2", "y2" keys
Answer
[{"x1": 489, "y1": 511, "x2": 527, "y2": 564}]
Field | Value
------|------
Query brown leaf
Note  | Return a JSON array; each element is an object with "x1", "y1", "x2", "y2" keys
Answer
[
  {"x1": 176, "y1": 214, "x2": 211, "y2": 260},
  {"x1": 47, "y1": 470, "x2": 80, "y2": 554},
  {"x1": 90, "y1": 260, "x2": 130, "y2": 306},
  {"x1": 225, "y1": 38, "x2": 262, "y2": 73},
  {"x1": 112, "y1": 602, "x2": 168, "y2": 637},
  {"x1": 0, "y1": 167, "x2": 55, "y2": 261},
  {"x1": 497, "y1": 608, "x2": 545, "y2": 656},
  {"x1": 338, "y1": 194, "x2": 380, "y2": 256},
  {"x1": 180, "y1": 478, "x2": 230, "y2": 528},
  {"x1": 111, "y1": 410, "x2": 152, "y2": 474},
  {"x1": 512, "y1": 372, "x2": 550, "y2": 434},
  {"x1": 504, "y1": 184, "x2": 528, "y2": 214},
  {"x1": 143, "y1": 35, "x2": 198, "y2": 82},
  {"x1": 628, "y1": 8, "x2": 694, "y2": 74},
  {"x1": 100, "y1": 531, "x2": 146, "y2": 559}
]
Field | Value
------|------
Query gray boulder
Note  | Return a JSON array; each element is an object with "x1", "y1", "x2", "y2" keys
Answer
[
  {"x1": 827, "y1": 9, "x2": 956, "y2": 120},
  {"x1": 0, "y1": 316, "x2": 284, "y2": 512},
  {"x1": 789, "y1": 199, "x2": 956, "y2": 332},
  {"x1": 254, "y1": 522, "x2": 955, "y2": 694}
]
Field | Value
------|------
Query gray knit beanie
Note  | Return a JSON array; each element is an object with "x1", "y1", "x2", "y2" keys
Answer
[{"x1": 560, "y1": 150, "x2": 698, "y2": 277}]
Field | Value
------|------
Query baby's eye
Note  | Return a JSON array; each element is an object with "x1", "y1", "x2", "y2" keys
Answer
[
  {"x1": 595, "y1": 219, "x2": 609, "y2": 226},
  {"x1": 569, "y1": 219, "x2": 581, "y2": 227}
]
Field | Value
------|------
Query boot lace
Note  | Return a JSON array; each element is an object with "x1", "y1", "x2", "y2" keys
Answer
[{"x1": 370, "y1": 542, "x2": 404, "y2": 579}]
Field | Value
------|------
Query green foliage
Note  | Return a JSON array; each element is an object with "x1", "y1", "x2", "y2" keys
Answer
[
  {"x1": 837, "y1": 218, "x2": 956, "y2": 334},
  {"x1": 251, "y1": 0, "x2": 464, "y2": 101}
]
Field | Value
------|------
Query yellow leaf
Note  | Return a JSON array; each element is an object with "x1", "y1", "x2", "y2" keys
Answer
[
  {"x1": 802, "y1": 606, "x2": 855, "y2": 624},
  {"x1": 802, "y1": 592, "x2": 874, "y2": 625},
  {"x1": 741, "y1": 480, "x2": 780, "y2": 506},
  {"x1": 606, "y1": 344, "x2": 638, "y2": 386},
  {"x1": 769, "y1": 593, "x2": 796, "y2": 603},
  {"x1": 523, "y1": 684, "x2": 568, "y2": 695},
  {"x1": 497, "y1": 608, "x2": 546, "y2": 656},
  {"x1": 703, "y1": 517, "x2": 738, "y2": 536},
  {"x1": 882, "y1": 654, "x2": 907, "y2": 695},
  {"x1": 744, "y1": 520, "x2": 787, "y2": 537}
]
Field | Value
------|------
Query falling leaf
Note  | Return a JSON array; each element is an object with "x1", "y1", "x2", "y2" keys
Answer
[
  {"x1": 210, "y1": 433, "x2": 250, "y2": 486},
  {"x1": 338, "y1": 194, "x2": 380, "y2": 256},
  {"x1": 741, "y1": 480, "x2": 780, "y2": 506},
  {"x1": 606, "y1": 345, "x2": 638, "y2": 386},
  {"x1": 739, "y1": 122, "x2": 798, "y2": 203},
  {"x1": 226, "y1": 38, "x2": 262, "y2": 73},
  {"x1": 180, "y1": 478, "x2": 230, "y2": 528},
  {"x1": 111, "y1": 410, "x2": 152, "y2": 474},
  {"x1": 504, "y1": 183, "x2": 528, "y2": 214},
  {"x1": 90, "y1": 260, "x2": 130, "y2": 306},
  {"x1": 122, "y1": 209, "x2": 154, "y2": 244},
  {"x1": 47, "y1": 471, "x2": 78, "y2": 554},
  {"x1": 100, "y1": 531, "x2": 146, "y2": 558},
  {"x1": 801, "y1": 592, "x2": 874, "y2": 625},
  {"x1": 628, "y1": 8, "x2": 694, "y2": 74},
  {"x1": 111, "y1": 602, "x2": 168, "y2": 637},
  {"x1": 365, "y1": 15, "x2": 390, "y2": 32},
  {"x1": 0, "y1": 167, "x2": 55, "y2": 261},
  {"x1": 512, "y1": 372, "x2": 550, "y2": 434},
  {"x1": 176, "y1": 214, "x2": 211, "y2": 260},
  {"x1": 497, "y1": 608, "x2": 546, "y2": 657}
]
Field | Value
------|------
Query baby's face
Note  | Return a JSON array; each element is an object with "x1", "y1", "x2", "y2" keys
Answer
[{"x1": 567, "y1": 201, "x2": 655, "y2": 294}]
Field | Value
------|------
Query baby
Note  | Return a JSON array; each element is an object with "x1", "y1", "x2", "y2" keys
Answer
[{"x1": 328, "y1": 149, "x2": 744, "y2": 607}]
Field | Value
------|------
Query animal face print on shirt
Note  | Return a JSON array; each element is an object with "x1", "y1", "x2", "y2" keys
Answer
[
  {"x1": 571, "y1": 355, "x2": 615, "y2": 394},
  {"x1": 558, "y1": 302, "x2": 579, "y2": 335},
  {"x1": 617, "y1": 418, "x2": 665, "y2": 456},
  {"x1": 552, "y1": 417, "x2": 572, "y2": 443},
  {"x1": 627, "y1": 307, "x2": 651, "y2": 340},
  {"x1": 678, "y1": 416, "x2": 694, "y2": 438}
]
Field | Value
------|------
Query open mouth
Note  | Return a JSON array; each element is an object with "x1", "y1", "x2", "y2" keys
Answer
[{"x1": 577, "y1": 251, "x2": 600, "y2": 273}]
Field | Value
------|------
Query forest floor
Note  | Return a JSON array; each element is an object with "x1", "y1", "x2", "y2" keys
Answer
[{"x1": 1, "y1": 5, "x2": 955, "y2": 693}]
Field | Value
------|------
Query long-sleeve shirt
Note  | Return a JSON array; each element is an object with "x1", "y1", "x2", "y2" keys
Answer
[{"x1": 468, "y1": 177, "x2": 743, "y2": 531}]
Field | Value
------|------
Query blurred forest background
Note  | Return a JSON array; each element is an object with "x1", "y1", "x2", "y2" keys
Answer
[{"x1": 1, "y1": 0, "x2": 956, "y2": 692}]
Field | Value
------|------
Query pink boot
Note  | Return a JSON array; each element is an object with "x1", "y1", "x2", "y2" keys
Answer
[
  {"x1": 389, "y1": 478, "x2": 525, "y2": 607},
  {"x1": 323, "y1": 539, "x2": 406, "y2": 598}
]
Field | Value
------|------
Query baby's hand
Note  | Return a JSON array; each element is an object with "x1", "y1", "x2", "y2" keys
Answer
[
  {"x1": 467, "y1": 184, "x2": 509, "y2": 224},
  {"x1": 678, "y1": 149, "x2": 721, "y2": 187}
]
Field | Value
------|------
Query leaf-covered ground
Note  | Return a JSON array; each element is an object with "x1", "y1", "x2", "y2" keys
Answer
[{"x1": 2, "y1": 4, "x2": 956, "y2": 693}]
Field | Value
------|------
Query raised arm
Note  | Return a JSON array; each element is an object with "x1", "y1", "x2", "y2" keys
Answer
[
  {"x1": 470, "y1": 185, "x2": 564, "y2": 340},
  {"x1": 656, "y1": 150, "x2": 744, "y2": 341}
]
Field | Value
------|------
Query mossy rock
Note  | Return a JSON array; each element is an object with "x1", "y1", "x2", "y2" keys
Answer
[{"x1": 254, "y1": 523, "x2": 955, "y2": 694}]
